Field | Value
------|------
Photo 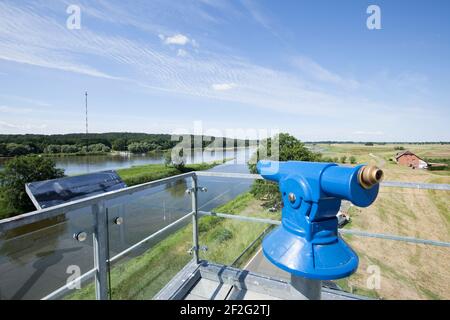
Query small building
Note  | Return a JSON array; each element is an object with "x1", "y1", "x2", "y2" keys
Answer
[{"x1": 395, "y1": 150, "x2": 428, "y2": 169}]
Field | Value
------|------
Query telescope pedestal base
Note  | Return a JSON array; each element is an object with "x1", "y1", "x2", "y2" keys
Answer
[{"x1": 290, "y1": 275, "x2": 322, "y2": 300}]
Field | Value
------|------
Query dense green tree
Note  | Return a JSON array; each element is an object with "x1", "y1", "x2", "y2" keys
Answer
[
  {"x1": 60, "y1": 144, "x2": 80, "y2": 153},
  {"x1": 81, "y1": 143, "x2": 111, "y2": 153},
  {"x1": 248, "y1": 133, "x2": 321, "y2": 208},
  {"x1": 248, "y1": 133, "x2": 320, "y2": 173},
  {"x1": 6, "y1": 143, "x2": 31, "y2": 156},
  {"x1": 112, "y1": 138, "x2": 128, "y2": 151},
  {"x1": 44, "y1": 144, "x2": 62, "y2": 154},
  {"x1": 0, "y1": 143, "x2": 6, "y2": 156},
  {"x1": 0, "y1": 156, "x2": 65, "y2": 212},
  {"x1": 128, "y1": 142, "x2": 152, "y2": 154}
]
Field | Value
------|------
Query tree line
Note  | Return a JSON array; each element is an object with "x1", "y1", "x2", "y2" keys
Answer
[
  {"x1": 0, "y1": 133, "x2": 253, "y2": 157},
  {"x1": 306, "y1": 141, "x2": 450, "y2": 145}
]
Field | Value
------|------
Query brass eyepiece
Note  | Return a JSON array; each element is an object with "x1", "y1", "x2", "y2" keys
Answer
[{"x1": 358, "y1": 165, "x2": 384, "y2": 189}]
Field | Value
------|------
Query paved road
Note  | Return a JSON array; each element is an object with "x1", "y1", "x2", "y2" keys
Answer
[{"x1": 244, "y1": 247, "x2": 290, "y2": 281}]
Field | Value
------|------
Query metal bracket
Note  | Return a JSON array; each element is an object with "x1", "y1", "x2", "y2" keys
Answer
[
  {"x1": 73, "y1": 231, "x2": 87, "y2": 242},
  {"x1": 187, "y1": 245, "x2": 208, "y2": 255},
  {"x1": 113, "y1": 216, "x2": 123, "y2": 225},
  {"x1": 185, "y1": 186, "x2": 207, "y2": 195}
]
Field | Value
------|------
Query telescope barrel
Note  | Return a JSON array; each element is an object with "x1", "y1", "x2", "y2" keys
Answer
[
  {"x1": 257, "y1": 160, "x2": 383, "y2": 207},
  {"x1": 320, "y1": 164, "x2": 383, "y2": 207}
]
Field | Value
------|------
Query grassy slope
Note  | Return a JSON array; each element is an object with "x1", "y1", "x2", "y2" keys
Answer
[
  {"x1": 321, "y1": 144, "x2": 450, "y2": 299},
  {"x1": 68, "y1": 192, "x2": 272, "y2": 300},
  {"x1": 117, "y1": 161, "x2": 223, "y2": 186}
]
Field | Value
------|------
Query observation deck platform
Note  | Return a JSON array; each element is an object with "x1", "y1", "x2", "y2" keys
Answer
[{"x1": 155, "y1": 260, "x2": 369, "y2": 300}]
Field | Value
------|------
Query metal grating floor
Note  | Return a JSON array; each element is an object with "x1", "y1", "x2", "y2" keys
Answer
[{"x1": 154, "y1": 260, "x2": 370, "y2": 300}]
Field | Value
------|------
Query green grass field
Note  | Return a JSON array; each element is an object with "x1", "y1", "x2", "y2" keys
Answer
[{"x1": 317, "y1": 143, "x2": 450, "y2": 299}]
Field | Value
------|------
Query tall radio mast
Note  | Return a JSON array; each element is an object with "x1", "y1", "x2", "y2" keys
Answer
[{"x1": 85, "y1": 91, "x2": 88, "y2": 151}]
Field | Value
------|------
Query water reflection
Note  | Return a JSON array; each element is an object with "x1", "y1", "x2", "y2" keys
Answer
[
  {"x1": 165, "y1": 179, "x2": 188, "y2": 199},
  {"x1": 11, "y1": 247, "x2": 82, "y2": 300}
]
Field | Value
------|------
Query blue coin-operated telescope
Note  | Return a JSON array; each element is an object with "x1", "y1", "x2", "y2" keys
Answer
[{"x1": 257, "y1": 160, "x2": 383, "y2": 298}]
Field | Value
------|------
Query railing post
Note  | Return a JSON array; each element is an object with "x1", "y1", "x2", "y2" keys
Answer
[
  {"x1": 93, "y1": 200, "x2": 109, "y2": 300},
  {"x1": 191, "y1": 174, "x2": 200, "y2": 264}
]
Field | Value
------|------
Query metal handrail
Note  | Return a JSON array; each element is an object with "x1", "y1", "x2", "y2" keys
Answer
[
  {"x1": 0, "y1": 170, "x2": 448, "y2": 300},
  {"x1": 195, "y1": 171, "x2": 450, "y2": 190},
  {"x1": 199, "y1": 210, "x2": 450, "y2": 248}
]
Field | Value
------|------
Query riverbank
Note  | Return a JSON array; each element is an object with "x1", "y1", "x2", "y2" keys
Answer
[
  {"x1": 67, "y1": 191, "x2": 275, "y2": 299},
  {"x1": 117, "y1": 161, "x2": 225, "y2": 186}
]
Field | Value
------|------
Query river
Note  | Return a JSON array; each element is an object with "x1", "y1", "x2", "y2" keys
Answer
[
  {"x1": 0, "y1": 147, "x2": 255, "y2": 176},
  {"x1": 0, "y1": 149, "x2": 256, "y2": 299}
]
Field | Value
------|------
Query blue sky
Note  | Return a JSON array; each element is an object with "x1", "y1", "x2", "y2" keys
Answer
[{"x1": 0, "y1": 0, "x2": 449, "y2": 141}]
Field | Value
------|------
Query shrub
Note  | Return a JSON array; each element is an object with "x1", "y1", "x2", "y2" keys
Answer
[
  {"x1": 349, "y1": 156, "x2": 357, "y2": 164},
  {"x1": 44, "y1": 144, "x2": 62, "y2": 154},
  {"x1": 164, "y1": 150, "x2": 186, "y2": 171},
  {"x1": 81, "y1": 143, "x2": 111, "y2": 153},
  {"x1": 128, "y1": 142, "x2": 152, "y2": 154},
  {"x1": 0, "y1": 156, "x2": 65, "y2": 213},
  {"x1": 112, "y1": 138, "x2": 128, "y2": 151},
  {"x1": 60, "y1": 145, "x2": 80, "y2": 153},
  {"x1": 208, "y1": 228, "x2": 233, "y2": 243},
  {"x1": 340, "y1": 156, "x2": 347, "y2": 163},
  {"x1": 198, "y1": 216, "x2": 224, "y2": 233}
]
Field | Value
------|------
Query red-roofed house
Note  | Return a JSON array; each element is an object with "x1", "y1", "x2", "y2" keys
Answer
[{"x1": 395, "y1": 151, "x2": 428, "y2": 169}]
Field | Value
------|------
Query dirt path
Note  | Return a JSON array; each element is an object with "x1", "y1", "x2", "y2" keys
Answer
[{"x1": 369, "y1": 153, "x2": 386, "y2": 167}]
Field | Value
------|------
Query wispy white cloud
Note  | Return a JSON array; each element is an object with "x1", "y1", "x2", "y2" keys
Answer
[
  {"x1": 162, "y1": 34, "x2": 190, "y2": 45},
  {"x1": 0, "y1": 120, "x2": 47, "y2": 130},
  {"x1": 240, "y1": 0, "x2": 275, "y2": 35},
  {"x1": 292, "y1": 56, "x2": 360, "y2": 90},
  {"x1": 0, "y1": 105, "x2": 33, "y2": 114},
  {"x1": 211, "y1": 83, "x2": 236, "y2": 91},
  {"x1": 0, "y1": 94, "x2": 51, "y2": 107}
]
